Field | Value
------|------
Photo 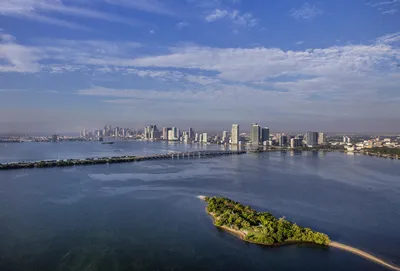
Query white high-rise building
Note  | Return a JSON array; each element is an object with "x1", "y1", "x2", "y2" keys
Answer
[
  {"x1": 251, "y1": 123, "x2": 261, "y2": 145},
  {"x1": 231, "y1": 124, "x2": 239, "y2": 145},
  {"x1": 202, "y1": 133, "x2": 208, "y2": 143},
  {"x1": 168, "y1": 130, "x2": 175, "y2": 141},
  {"x1": 222, "y1": 131, "x2": 228, "y2": 143},
  {"x1": 343, "y1": 136, "x2": 351, "y2": 143},
  {"x1": 198, "y1": 133, "x2": 203, "y2": 143},
  {"x1": 318, "y1": 132, "x2": 326, "y2": 145}
]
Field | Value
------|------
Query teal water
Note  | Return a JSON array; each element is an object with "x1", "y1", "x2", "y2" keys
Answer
[{"x1": 0, "y1": 142, "x2": 399, "y2": 271}]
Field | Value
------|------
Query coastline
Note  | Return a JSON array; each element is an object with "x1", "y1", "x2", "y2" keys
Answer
[{"x1": 198, "y1": 195, "x2": 400, "y2": 271}]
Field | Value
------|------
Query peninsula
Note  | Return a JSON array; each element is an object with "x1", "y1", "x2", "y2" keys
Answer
[{"x1": 199, "y1": 196, "x2": 400, "y2": 271}]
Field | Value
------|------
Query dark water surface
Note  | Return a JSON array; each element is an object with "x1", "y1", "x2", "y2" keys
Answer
[{"x1": 0, "y1": 142, "x2": 399, "y2": 271}]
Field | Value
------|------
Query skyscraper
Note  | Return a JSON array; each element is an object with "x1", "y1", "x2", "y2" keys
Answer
[
  {"x1": 306, "y1": 132, "x2": 318, "y2": 147},
  {"x1": 188, "y1": 127, "x2": 194, "y2": 139},
  {"x1": 231, "y1": 124, "x2": 239, "y2": 145},
  {"x1": 162, "y1": 127, "x2": 171, "y2": 140},
  {"x1": 202, "y1": 133, "x2": 208, "y2": 143},
  {"x1": 279, "y1": 134, "x2": 288, "y2": 146},
  {"x1": 251, "y1": 123, "x2": 261, "y2": 145},
  {"x1": 261, "y1": 127, "x2": 270, "y2": 143},
  {"x1": 171, "y1": 127, "x2": 178, "y2": 140},
  {"x1": 318, "y1": 132, "x2": 326, "y2": 145},
  {"x1": 222, "y1": 131, "x2": 228, "y2": 143}
]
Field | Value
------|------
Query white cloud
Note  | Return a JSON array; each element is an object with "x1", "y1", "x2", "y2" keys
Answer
[
  {"x1": 290, "y1": 2, "x2": 323, "y2": 20},
  {"x1": 205, "y1": 9, "x2": 229, "y2": 21},
  {"x1": 0, "y1": 31, "x2": 40, "y2": 72},
  {"x1": 205, "y1": 9, "x2": 258, "y2": 28},
  {"x1": 0, "y1": 0, "x2": 137, "y2": 29},
  {"x1": 296, "y1": 41, "x2": 305, "y2": 45}
]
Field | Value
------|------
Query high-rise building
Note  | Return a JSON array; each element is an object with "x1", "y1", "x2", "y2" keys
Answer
[
  {"x1": 222, "y1": 131, "x2": 228, "y2": 143},
  {"x1": 162, "y1": 127, "x2": 171, "y2": 140},
  {"x1": 52, "y1": 134, "x2": 58, "y2": 142},
  {"x1": 188, "y1": 127, "x2": 194, "y2": 139},
  {"x1": 198, "y1": 133, "x2": 203, "y2": 143},
  {"x1": 251, "y1": 123, "x2": 261, "y2": 145},
  {"x1": 306, "y1": 132, "x2": 318, "y2": 147},
  {"x1": 202, "y1": 133, "x2": 208, "y2": 143},
  {"x1": 290, "y1": 138, "x2": 302, "y2": 148},
  {"x1": 168, "y1": 130, "x2": 175, "y2": 141},
  {"x1": 261, "y1": 127, "x2": 270, "y2": 144},
  {"x1": 195, "y1": 133, "x2": 199, "y2": 142},
  {"x1": 231, "y1": 124, "x2": 239, "y2": 145},
  {"x1": 318, "y1": 132, "x2": 326, "y2": 145},
  {"x1": 279, "y1": 134, "x2": 288, "y2": 146}
]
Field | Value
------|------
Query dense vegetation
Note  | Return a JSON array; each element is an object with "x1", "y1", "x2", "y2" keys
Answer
[
  {"x1": 205, "y1": 196, "x2": 330, "y2": 245},
  {"x1": 367, "y1": 147, "x2": 400, "y2": 155}
]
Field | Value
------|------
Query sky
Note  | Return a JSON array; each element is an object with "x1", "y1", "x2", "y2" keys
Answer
[{"x1": 0, "y1": 0, "x2": 399, "y2": 134}]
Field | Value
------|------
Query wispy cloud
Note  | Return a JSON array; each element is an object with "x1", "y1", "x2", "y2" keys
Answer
[
  {"x1": 104, "y1": 0, "x2": 176, "y2": 16},
  {"x1": 296, "y1": 41, "x2": 305, "y2": 45},
  {"x1": 205, "y1": 9, "x2": 258, "y2": 28},
  {"x1": 382, "y1": 9, "x2": 398, "y2": 14},
  {"x1": 367, "y1": 0, "x2": 400, "y2": 14},
  {"x1": 0, "y1": 0, "x2": 138, "y2": 29},
  {"x1": 290, "y1": 2, "x2": 323, "y2": 20}
]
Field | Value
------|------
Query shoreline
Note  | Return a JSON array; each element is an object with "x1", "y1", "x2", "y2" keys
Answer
[{"x1": 198, "y1": 195, "x2": 400, "y2": 271}]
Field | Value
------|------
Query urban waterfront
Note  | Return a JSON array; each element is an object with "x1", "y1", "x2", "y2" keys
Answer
[{"x1": 0, "y1": 142, "x2": 399, "y2": 271}]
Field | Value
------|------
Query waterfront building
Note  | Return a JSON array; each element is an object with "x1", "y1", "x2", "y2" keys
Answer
[
  {"x1": 162, "y1": 127, "x2": 171, "y2": 140},
  {"x1": 188, "y1": 127, "x2": 194, "y2": 139},
  {"x1": 318, "y1": 132, "x2": 326, "y2": 145},
  {"x1": 198, "y1": 133, "x2": 203, "y2": 143},
  {"x1": 290, "y1": 138, "x2": 302, "y2": 148},
  {"x1": 222, "y1": 131, "x2": 228, "y2": 143},
  {"x1": 343, "y1": 136, "x2": 351, "y2": 143},
  {"x1": 261, "y1": 127, "x2": 269, "y2": 145},
  {"x1": 251, "y1": 123, "x2": 261, "y2": 145},
  {"x1": 168, "y1": 130, "x2": 175, "y2": 141},
  {"x1": 195, "y1": 133, "x2": 199, "y2": 142},
  {"x1": 279, "y1": 134, "x2": 288, "y2": 146},
  {"x1": 306, "y1": 132, "x2": 319, "y2": 147},
  {"x1": 231, "y1": 124, "x2": 239, "y2": 145},
  {"x1": 202, "y1": 133, "x2": 208, "y2": 144}
]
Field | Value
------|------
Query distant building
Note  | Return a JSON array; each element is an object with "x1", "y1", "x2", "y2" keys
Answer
[
  {"x1": 231, "y1": 124, "x2": 239, "y2": 145},
  {"x1": 202, "y1": 133, "x2": 208, "y2": 143},
  {"x1": 343, "y1": 136, "x2": 351, "y2": 143},
  {"x1": 162, "y1": 127, "x2": 171, "y2": 140},
  {"x1": 251, "y1": 123, "x2": 261, "y2": 145},
  {"x1": 188, "y1": 127, "x2": 194, "y2": 139},
  {"x1": 261, "y1": 127, "x2": 269, "y2": 144},
  {"x1": 290, "y1": 138, "x2": 302, "y2": 148},
  {"x1": 195, "y1": 133, "x2": 199, "y2": 142},
  {"x1": 222, "y1": 131, "x2": 228, "y2": 143},
  {"x1": 51, "y1": 134, "x2": 58, "y2": 142},
  {"x1": 318, "y1": 132, "x2": 326, "y2": 145},
  {"x1": 279, "y1": 134, "x2": 288, "y2": 146},
  {"x1": 306, "y1": 132, "x2": 318, "y2": 147},
  {"x1": 168, "y1": 130, "x2": 175, "y2": 141},
  {"x1": 198, "y1": 133, "x2": 203, "y2": 143}
]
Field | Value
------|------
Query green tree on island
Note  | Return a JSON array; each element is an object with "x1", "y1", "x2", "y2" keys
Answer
[{"x1": 205, "y1": 196, "x2": 330, "y2": 245}]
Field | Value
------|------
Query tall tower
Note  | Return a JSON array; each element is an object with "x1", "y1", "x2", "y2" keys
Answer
[
  {"x1": 251, "y1": 123, "x2": 261, "y2": 145},
  {"x1": 261, "y1": 127, "x2": 270, "y2": 143},
  {"x1": 231, "y1": 124, "x2": 239, "y2": 145}
]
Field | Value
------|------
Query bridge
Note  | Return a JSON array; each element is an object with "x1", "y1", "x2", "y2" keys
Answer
[{"x1": 0, "y1": 150, "x2": 248, "y2": 170}]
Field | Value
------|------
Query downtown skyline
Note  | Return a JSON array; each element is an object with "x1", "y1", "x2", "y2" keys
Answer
[{"x1": 1, "y1": 0, "x2": 399, "y2": 134}]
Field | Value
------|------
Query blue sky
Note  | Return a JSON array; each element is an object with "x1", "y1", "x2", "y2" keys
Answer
[{"x1": 0, "y1": 0, "x2": 399, "y2": 134}]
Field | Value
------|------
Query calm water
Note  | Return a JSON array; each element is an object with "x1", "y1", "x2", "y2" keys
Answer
[{"x1": 0, "y1": 142, "x2": 399, "y2": 271}]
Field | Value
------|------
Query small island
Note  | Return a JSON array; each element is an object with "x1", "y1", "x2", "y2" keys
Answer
[{"x1": 201, "y1": 196, "x2": 330, "y2": 246}]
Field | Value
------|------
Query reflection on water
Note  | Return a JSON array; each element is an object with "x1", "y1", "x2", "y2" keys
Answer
[{"x1": 0, "y1": 145, "x2": 399, "y2": 271}]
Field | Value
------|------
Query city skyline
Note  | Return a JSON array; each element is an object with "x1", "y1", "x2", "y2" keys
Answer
[{"x1": 1, "y1": 1, "x2": 400, "y2": 134}]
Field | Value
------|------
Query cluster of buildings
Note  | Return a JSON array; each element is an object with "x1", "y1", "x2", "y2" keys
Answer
[
  {"x1": 341, "y1": 136, "x2": 400, "y2": 151},
  {"x1": 79, "y1": 123, "x2": 331, "y2": 148}
]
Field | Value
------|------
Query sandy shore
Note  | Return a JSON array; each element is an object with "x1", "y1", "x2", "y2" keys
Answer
[
  {"x1": 199, "y1": 195, "x2": 400, "y2": 270},
  {"x1": 329, "y1": 242, "x2": 400, "y2": 271}
]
